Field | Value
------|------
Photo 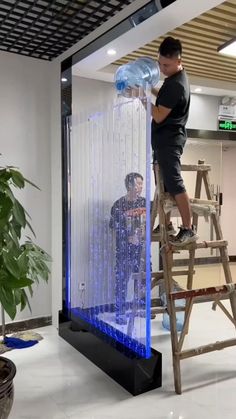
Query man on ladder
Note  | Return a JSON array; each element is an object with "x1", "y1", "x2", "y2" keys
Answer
[{"x1": 151, "y1": 36, "x2": 198, "y2": 246}]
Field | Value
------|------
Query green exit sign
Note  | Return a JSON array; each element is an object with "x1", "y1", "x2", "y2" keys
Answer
[{"x1": 218, "y1": 119, "x2": 236, "y2": 131}]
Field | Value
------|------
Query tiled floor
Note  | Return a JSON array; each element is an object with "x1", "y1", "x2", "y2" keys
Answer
[{"x1": 5, "y1": 296, "x2": 236, "y2": 419}]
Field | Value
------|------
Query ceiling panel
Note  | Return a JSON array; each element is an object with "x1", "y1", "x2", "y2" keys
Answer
[
  {"x1": 0, "y1": 0, "x2": 133, "y2": 60},
  {"x1": 114, "y1": 0, "x2": 236, "y2": 83}
]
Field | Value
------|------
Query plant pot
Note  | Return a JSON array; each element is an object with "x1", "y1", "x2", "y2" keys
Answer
[{"x1": 0, "y1": 356, "x2": 16, "y2": 419}]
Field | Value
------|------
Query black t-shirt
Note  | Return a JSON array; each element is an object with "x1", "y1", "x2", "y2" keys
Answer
[
  {"x1": 151, "y1": 69, "x2": 190, "y2": 149},
  {"x1": 109, "y1": 196, "x2": 146, "y2": 246}
]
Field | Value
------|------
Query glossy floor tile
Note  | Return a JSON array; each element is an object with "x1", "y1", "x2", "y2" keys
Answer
[{"x1": 4, "y1": 299, "x2": 236, "y2": 418}]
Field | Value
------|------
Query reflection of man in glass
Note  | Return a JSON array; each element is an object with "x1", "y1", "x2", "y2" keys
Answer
[{"x1": 109, "y1": 173, "x2": 146, "y2": 325}]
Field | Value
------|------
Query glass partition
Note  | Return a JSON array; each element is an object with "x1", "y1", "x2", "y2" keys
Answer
[{"x1": 67, "y1": 89, "x2": 151, "y2": 358}]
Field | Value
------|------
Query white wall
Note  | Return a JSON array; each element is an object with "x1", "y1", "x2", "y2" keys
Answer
[
  {"x1": 187, "y1": 94, "x2": 220, "y2": 131},
  {"x1": 221, "y1": 146, "x2": 236, "y2": 255},
  {"x1": 0, "y1": 51, "x2": 51, "y2": 324}
]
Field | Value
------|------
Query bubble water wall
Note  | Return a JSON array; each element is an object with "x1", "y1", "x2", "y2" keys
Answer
[{"x1": 68, "y1": 93, "x2": 151, "y2": 358}]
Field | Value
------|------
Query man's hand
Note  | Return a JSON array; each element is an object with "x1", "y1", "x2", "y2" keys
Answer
[
  {"x1": 122, "y1": 87, "x2": 149, "y2": 111},
  {"x1": 123, "y1": 86, "x2": 144, "y2": 98}
]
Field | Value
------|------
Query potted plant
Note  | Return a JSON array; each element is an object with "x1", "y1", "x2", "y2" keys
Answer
[{"x1": 0, "y1": 165, "x2": 51, "y2": 419}]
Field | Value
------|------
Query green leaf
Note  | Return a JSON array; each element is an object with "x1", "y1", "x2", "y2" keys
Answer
[
  {"x1": 5, "y1": 276, "x2": 33, "y2": 289},
  {"x1": 0, "y1": 217, "x2": 9, "y2": 231},
  {"x1": 24, "y1": 177, "x2": 40, "y2": 190},
  {"x1": 12, "y1": 199, "x2": 26, "y2": 228},
  {"x1": 26, "y1": 220, "x2": 36, "y2": 238},
  {"x1": 28, "y1": 284, "x2": 33, "y2": 297},
  {"x1": 2, "y1": 249, "x2": 20, "y2": 278},
  {"x1": 20, "y1": 291, "x2": 27, "y2": 311},
  {"x1": 0, "y1": 183, "x2": 14, "y2": 203},
  {"x1": 0, "y1": 270, "x2": 8, "y2": 282},
  {"x1": 30, "y1": 242, "x2": 52, "y2": 262},
  {"x1": 14, "y1": 288, "x2": 22, "y2": 305},
  {"x1": 11, "y1": 220, "x2": 22, "y2": 239},
  {"x1": 3, "y1": 229, "x2": 20, "y2": 250},
  {"x1": 28, "y1": 255, "x2": 49, "y2": 282},
  {"x1": 0, "y1": 194, "x2": 13, "y2": 220},
  {"x1": 8, "y1": 222, "x2": 20, "y2": 247},
  {"x1": 17, "y1": 252, "x2": 29, "y2": 276},
  {"x1": 21, "y1": 289, "x2": 31, "y2": 312},
  {"x1": 0, "y1": 169, "x2": 11, "y2": 183},
  {"x1": 0, "y1": 285, "x2": 16, "y2": 320},
  {"x1": 10, "y1": 169, "x2": 25, "y2": 188},
  {"x1": 24, "y1": 209, "x2": 32, "y2": 220}
]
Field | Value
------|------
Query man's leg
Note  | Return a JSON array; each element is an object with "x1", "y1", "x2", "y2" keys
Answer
[
  {"x1": 156, "y1": 146, "x2": 198, "y2": 245},
  {"x1": 174, "y1": 191, "x2": 191, "y2": 229},
  {"x1": 152, "y1": 160, "x2": 174, "y2": 233},
  {"x1": 115, "y1": 257, "x2": 128, "y2": 324}
]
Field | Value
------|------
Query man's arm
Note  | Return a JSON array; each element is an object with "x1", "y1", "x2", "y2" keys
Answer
[
  {"x1": 151, "y1": 81, "x2": 183, "y2": 123},
  {"x1": 140, "y1": 87, "x2": 172, "y2": 123},
  {"x1": 151, "y1": 87, "x2": 159, "y2": 97},
  {"x1": 151, "y1": 103, "x2": 172, "y2": 124},
  {"x1": 125, "y1": 86, "x2": 172, "y2": 123}
]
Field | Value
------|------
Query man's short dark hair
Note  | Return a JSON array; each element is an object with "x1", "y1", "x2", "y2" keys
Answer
[
  {"x1": 125, "y1": 172, "x2": 143, "y2": 190},
  {"x1": 159, "y1": 37, "x2": 182, "y2": 58}
]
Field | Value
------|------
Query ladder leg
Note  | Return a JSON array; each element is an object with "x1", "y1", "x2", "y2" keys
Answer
[
  {"x1": 187, "y1": 160, "x2": 204, "y2": 290},
  {"x1": 185, "y1": 169, "x2": 203, "y2": 334},
  {"x1": 151, "y1": 163, "x2": 159, "y2": 230},
  {"x1": 219, "y1": 245, "x2": 236, "y2": 322},
  {"x1": 187, "y1": 167, "x2": 203, "y2": 290},
  {"x1": 187, "y1": 249, "x2": 195, "y2": 290},
  {"x1": 202, "y1": 171, "x2": 236, "y2": 322},
  {"x1": 161, "y1": 246, "x2": 182, "y2": 394}
]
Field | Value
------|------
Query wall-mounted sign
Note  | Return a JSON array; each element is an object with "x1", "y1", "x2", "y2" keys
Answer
[
  {"x1": 218, "y1": 119, "x2": 236, "y2": 131},
  {"x1": 219, "y1": 105, "x2": 236, "y2": 118}
]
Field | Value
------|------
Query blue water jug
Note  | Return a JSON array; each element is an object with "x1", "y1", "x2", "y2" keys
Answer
[
  {"x1": 160, "y1": 290, "x2": 185, "y2": 332},
  {"x1": 115, "y1": 57, "x2": 160, "y2": 94}
]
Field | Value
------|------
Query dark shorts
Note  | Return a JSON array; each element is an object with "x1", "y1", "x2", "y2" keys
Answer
[{"x1": 153, "y1": 146, "x2": 186, "y2": 196}]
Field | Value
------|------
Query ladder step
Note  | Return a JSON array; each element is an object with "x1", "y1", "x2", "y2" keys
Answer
[
  {"x1": 171, "y1": 239, "x2": 228, "y2": 251},
  {"x1": 152, "y1": 269, "x2": 194, "y2": 279},
  {"x1": 170, "y1": 283, "x2": 236, "y2": 300},
  {"x1": 177, "y1": 338, "x2": 236, "y2": 360},
  {"x1": 190, "y1": 198, "x2": 218, "y2": 206},
  {"x1": 163, "y1": 195, "x2": 218, "y2": 206},
  {"x1": 152, "y1": 233, "x2": 165, "y2": 242},
  {"x1": 181, "y1": 164, "x2": 211, "y2": 172}
]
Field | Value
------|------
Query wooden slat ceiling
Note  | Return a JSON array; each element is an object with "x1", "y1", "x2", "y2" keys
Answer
[{"x1": 114, "y1": 0, "x2": 236, "y2": 83}]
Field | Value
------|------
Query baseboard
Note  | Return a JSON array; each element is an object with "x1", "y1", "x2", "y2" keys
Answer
[
  {"x1": 0, "y1": 315, "x2": 52, "y2": 336},
  {"x1": 173, "y1": 255, "x2": 236, "y2": 266}
]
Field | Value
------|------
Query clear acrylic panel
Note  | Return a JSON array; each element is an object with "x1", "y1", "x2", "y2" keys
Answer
[{"x1": 68, "y1": 92, "x2": 151, "y2": 358}]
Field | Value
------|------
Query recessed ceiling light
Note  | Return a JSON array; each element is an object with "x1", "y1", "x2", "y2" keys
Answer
[
  {"x1": 194, "y1": 87, "x2": 202, "y2": 93},
  {"x1": 107, "y1": 48, "x2": 117, "y2": 56},
  {"x1": 61, "y1": 77, "x2": 68, "y2": 82},
  {"x1": 218, "y1": 39, "x2": 236, "y2": 58}
]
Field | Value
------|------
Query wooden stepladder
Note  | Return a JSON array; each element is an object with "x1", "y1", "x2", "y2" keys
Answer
[{"x1": 151, "y1": 160, "x2": 236, "y2": 394}]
